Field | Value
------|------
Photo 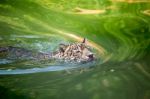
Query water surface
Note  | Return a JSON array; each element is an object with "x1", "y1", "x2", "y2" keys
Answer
[{"x1": 0, "y1": 0, "x2": 150, "y2": 99}]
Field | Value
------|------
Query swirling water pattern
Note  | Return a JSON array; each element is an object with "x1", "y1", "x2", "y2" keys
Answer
[{"x1": 0, "y1": 0, "x2": 150, "y2": 99}]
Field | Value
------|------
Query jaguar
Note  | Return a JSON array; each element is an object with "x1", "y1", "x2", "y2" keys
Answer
[{"x1": 0, "y1": 38, "x2": 94, "y2": 63}]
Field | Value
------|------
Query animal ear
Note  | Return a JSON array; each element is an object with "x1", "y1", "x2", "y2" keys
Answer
[
  {"x1": 80, "y1": 43, "x2": 85, "y2": 50},
  {"x1": 59, "y1": 44, "x2": 66, "y2": 52},
  {"x1": 82, "y1": 38, "x2": 86, "y2": 44}
]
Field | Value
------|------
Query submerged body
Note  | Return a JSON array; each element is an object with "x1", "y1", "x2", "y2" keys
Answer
[{"x1": 0, "y1": 38, "x2": 94, "y2": 63}]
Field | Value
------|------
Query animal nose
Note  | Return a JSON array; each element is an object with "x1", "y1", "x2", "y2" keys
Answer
[{"x1": 88, "y1": 54, "x2": 93, "y2": 58}]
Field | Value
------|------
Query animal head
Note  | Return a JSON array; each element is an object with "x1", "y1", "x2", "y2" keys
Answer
[{"x1": 59, "y1": 38, "x2": 94, "y2": 62}]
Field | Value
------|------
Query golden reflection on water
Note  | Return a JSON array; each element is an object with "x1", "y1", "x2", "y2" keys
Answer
[
  {"x1": 111, "y1": 0, "x2": 150, "y2": 3},
  {"x1": 72, "y1": 7, "x2": 106, "y2": 15},
  {"x1": 142, "y1": 10, "x2": 150, "y2": 16}
]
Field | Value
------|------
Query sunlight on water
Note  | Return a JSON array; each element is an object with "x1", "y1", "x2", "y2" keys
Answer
[
  {"x1": 142, "y1": 9, "x2": 150, "y2": 16},
  {"x1": 111, "y1": 0, "x2": 150, "y2": 3}
]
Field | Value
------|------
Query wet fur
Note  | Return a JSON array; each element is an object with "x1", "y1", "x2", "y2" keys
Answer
[{"x1": 0, "y1": 38, "x2": 94, "y2": 63}]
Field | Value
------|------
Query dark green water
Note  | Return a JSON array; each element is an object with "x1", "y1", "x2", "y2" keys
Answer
[{"x1": 0, "y1": 0, "x2": 150, "y2": 99}]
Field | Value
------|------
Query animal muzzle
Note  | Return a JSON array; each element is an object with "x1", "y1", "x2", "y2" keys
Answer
[{"x1": 88, "y1": 54, "x2": 94, "y2": 61}]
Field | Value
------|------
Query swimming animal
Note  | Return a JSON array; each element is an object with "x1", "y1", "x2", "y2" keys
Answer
[{"x1": 0, "y1": 38, "x2": 94, "y2": 63}]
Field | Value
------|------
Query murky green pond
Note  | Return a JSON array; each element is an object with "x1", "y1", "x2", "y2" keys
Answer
[{"x1": 0, "y1": 0, "x2": 150, "y2": 99}]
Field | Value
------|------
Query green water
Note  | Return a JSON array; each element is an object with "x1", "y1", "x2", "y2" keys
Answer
[{"x1": 0, "y1": 0, "x2": 150, "y2": 99}]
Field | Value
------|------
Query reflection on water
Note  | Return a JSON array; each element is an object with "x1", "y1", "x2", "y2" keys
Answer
[
  {"x1": 142, "y1": 9, "x2": 150, "y2": 16},
  {"x1": 0, "y1": 0, "x2": 150, "y2": 99},
  {"x1": 111, "y1": 0, "x2": 150, "y2": 3}
]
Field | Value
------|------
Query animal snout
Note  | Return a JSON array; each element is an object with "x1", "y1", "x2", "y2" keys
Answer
[{"x1": 88, "y1": 54, "x2": 93, "y2": 58}]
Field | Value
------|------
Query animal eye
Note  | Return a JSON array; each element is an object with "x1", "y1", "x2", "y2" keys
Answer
[{"x1": 77, "y1": 51, "x2": 80, "y2": 53}]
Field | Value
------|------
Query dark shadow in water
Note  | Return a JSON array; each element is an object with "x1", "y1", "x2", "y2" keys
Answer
[{"x1": 0, "y1": 86, "x2": 31, "y2": 99}]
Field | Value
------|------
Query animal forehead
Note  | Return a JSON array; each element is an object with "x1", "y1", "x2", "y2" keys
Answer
[
  {"x1": 63, "y1": 43, "x2": 89, "y2": 49},
  {"x1": 71, "y1": 43, "x2": 87, "y2": 49}
]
